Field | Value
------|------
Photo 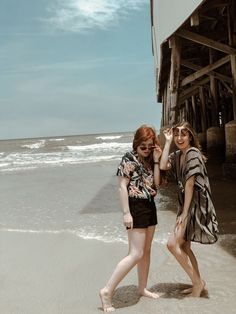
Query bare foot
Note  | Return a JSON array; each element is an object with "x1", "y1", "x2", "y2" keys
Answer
[
  {"x1": 138, "y1": 288, "x2": 160, "y2": 299},
  {"x1": 189, "y1": 280, "x2": 206, "y2": 297},
  {"x1": 99, "y1": 288, "x2": 115, "y2": 312}
]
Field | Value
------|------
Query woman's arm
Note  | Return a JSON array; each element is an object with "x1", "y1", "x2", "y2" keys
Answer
[
  {"x1": 160, "y1": 128, "x2": 173, "y2": 170},
  {"x1": 153, "y1": 163, "x2": 161, "y2": 187},
  {"x1": 177, "y1": 176, "x2": 195, "y2": 224},
  {"x1": 153, "y1": 146, "x2": 162, "y2": 187},
  {"x1": 118, "y1": 176, "x2": 133, "y2": 229}
]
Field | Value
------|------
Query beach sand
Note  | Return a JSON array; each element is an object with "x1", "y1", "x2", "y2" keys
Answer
[
  {"x1": 0, "y1": 161, "x2": 236, "y2": 314},
  {"x1": 0, "y1": 225, "x2": 236, "y2": 314}
]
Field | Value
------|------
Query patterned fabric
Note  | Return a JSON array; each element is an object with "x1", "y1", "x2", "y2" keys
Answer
[
  {"x1": 116, "y1": 151, "x2": 157, "y2": 200},
  {"x1": 169, "y1": 147, "x2": 219, "y2": 244}
]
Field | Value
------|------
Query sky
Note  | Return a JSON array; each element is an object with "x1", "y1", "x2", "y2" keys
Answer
[{"x1": 0, "y1": 0, "x2": 163, "y2": 139}]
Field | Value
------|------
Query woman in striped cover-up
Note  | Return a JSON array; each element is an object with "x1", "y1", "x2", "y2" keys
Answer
[{"x1": 160, "y1": 121, "x2": 218, "y2": 297}]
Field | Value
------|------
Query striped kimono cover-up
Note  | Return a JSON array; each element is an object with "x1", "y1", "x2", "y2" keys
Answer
[{"x1": 169, "y1": 147, "x2": 219, "y2": 244}]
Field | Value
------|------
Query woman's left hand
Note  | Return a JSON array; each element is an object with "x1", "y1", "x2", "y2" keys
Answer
[
  {"x1": 176, "y1": 214, "x2": 187, "y2": 227},
  {"x1": 153, "y1": 145, "x2": 162, "y2": 162}
]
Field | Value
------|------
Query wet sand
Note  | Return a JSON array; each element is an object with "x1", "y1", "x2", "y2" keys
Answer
[
  {"x1": 0, "y1": 160, "x2": 236, "y2": 313},
  {"x1": 0, "y1": 219, "x2": 236, "y2": 314}
]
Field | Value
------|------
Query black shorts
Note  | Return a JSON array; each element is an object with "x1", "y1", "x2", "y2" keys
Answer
[{"x1": 128, "y1": 197, "x2": 157, "y2": 229}]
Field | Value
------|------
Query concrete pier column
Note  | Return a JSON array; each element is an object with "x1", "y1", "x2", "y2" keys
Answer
[
  {"x1": 207, "y1": 127, "x2": 225, "y2": 153},
  {"x1": 197, "y1": 132, "x2": 207, "y2": 150},
  {"x1": 223, "y1": 120, "x2": 236, "y2": 179},
  {"x1": 225, "y1": 120, "x2": 236, "y2": 162}
]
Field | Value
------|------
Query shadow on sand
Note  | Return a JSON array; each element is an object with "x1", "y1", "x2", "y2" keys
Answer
[
  {"x1": 150, "y1": 282, "x2": 209, "y2": 299},
  {"x1": 98, "y1": 285, "x2": 140, "y2": 312},
  {"x1": 81, "y1": 176, "x2": 120, "y2": 214},
  {"x1": 98, "y1": 283, "x2": 209, "y2": 311}
]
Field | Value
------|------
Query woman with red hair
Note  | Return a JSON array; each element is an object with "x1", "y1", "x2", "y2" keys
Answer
[{"x1": 99, "y1": 125, "x2": 162, "y2": 312}]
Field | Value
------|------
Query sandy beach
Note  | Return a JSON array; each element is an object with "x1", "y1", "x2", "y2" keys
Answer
[
  {"x1": 0, "y1": 157, "x2": 236, "y2": 314},
  {"x1": 0, "y1": 221, "x2": 236, "y2": 314}
]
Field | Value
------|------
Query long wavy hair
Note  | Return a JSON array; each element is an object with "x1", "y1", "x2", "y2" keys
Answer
[
  {"x1": 133, "y1": 125, "x2": 160, "y2": 166},
  {"x1": 173, "y1": 121, "x2": 207, "y2": 162}
]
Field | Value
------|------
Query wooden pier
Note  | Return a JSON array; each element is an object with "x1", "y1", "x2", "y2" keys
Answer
[{"x1": 151, "y1": 0, "x2": 236, "y2": 178}]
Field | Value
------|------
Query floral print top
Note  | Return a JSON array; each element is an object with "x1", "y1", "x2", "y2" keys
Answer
[{"x1": 116, "y1": 151, "x2": 157, "y2": 200}]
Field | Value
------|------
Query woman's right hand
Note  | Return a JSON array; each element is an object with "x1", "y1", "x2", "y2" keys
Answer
[
  {"x1": 163, "y1": 128, "x2": 173, "y2": 143},
  {"x1": 123, "y1": 212, "x2": 133, "y2": 229}
]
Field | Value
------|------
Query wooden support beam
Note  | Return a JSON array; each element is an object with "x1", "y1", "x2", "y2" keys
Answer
[
  {"x1": 230, "y1": 55, "x2": 236, "y2": 120},
  {"x1": 169, "y1": 36, "x2": 181, "y2": 123},
  {"x1": 176, "y1": 29, "x2": 236, "y2": 55},
  {"x1": 220, "y1": 79, "x2": 233, "y2": 94},
  {"x1": 228, "y1": 0, "x2": 236, "y2": 120},
  {"x1": 179, "y1": 88, "x2": 200, "y2": 104},
  {"x1": 181, "y1": 59, "x2": 232, "y2": 83},
  {"x1": 180, "y1": 55, "x2": 230, "y2": 87},
  {"x1": 191, "y1": 13, "x2": 200, "y2": 27},
  {"x1": 179, "y1": 77, "x2": 210, "y2": 99},
  {"x1": 199, "y1": 14, "x2": 217, "y2": 21},
  {"x1": 166, "y1": 76, "x2": 171, "y2": 123},
  {"x1": 209, "y1": 49, "x2": 219, "y2": 127},
  {"x1": 185, "y1": 100, "x2": 189, "y2": 121},
  {"x1": 199, "y1": 86, "x2": 207, "y2": 131},
  {"x1": 192, "y1": 95, "x2": 197, "y2": 129},
  {"x1": 203, "y1": 1, "x2": 228, "y2": 11}
]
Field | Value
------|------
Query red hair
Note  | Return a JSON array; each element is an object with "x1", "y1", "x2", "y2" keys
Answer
[
  {"x1": 133, "y1": 125, "x2": 160, "y2": 166},
  {"x1": 133, "y1": 125, "x2": 159, "y2": 151}
]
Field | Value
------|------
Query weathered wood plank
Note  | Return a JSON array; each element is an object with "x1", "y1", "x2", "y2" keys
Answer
[
  {"x1": 191, "y1": 12, "x2": 200, "y2": 27},
  {"x1": 169, "y1": 36, "x2": 181, "y2": 122},
  {"x1": 199, "y1": 86, "x2": 207, "y2": 131},
  {"x1": 180, "y1": 55, "x2": 230, "y2": 87},
  {"x1": 228, "y1": 0, "x2": 236, "y2": 120},
  {"x1": 179, "y1": 77, "x2": 210, "y2": 101},
  {"x1": 176, "y1": 29, "x2": 236, "y2": 54},
  {"x1": 181, "y1": 59, "x2": 232, "y2": 83},
  {"x1": 179, "y1": 88, "x2": 200, "y2": 104}
]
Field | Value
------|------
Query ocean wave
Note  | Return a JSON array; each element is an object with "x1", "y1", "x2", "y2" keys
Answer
[
  {"x1": 67, "y1": 141, "x2": 131, "y2": 151},
  {"x1": 22, "y1": 140, "x2": 46, "y2": 149},
  {"x1": 0, "y1": 152, "x2": 121, "y2": 172},
  {"x1": 0, "y1": 227, "x2": 127, "y2": 243},
  {"x1": 96, "y1": 135, "x2": 123, "y2": 140},
  {"x1": 0, "y1": 227, "x2": 171, "y2": 245},
  {"x1": 0, "y1": 133, "x2": 132, "y2": 172},
  {"x1": 48, "y1": 138, "x2": 65, "y2": 142},
  {"x1": 0, "y1": 162, "x2": 10, "y2": 168}
]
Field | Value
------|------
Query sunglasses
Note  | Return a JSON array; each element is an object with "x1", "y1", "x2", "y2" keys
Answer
[
  {"x1": 173, "y1": 127, "x2": 190, "y2": 137},
  {"x1": 139, "y1": 145, "x2": 155, "y2": 151}
]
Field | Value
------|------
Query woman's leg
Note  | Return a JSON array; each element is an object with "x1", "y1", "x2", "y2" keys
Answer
[
  {"x1": 137, "y1": 226, "x2": 159, "y2": 298},
  {"x1": 167, "y1": 224, "x2": 205, "y2": 297},
  {"x1": 182, "y1": 242, "x2": 200, "y2": 278},
  {"x1": 181, "y1": 242, "x2": 205, "y2": 294},
  {"x1": 100, "y1": 229, "x2": 146, "y2": 312}
]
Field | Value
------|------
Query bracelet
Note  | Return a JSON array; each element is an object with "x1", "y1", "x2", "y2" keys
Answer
[{"x1": 154, "y1": 161, "x2": 160, "y2": 165}]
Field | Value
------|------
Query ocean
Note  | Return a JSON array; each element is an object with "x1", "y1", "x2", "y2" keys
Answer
[{"x1": 0, "y1": 132, "x2": 133, "y2": 172}]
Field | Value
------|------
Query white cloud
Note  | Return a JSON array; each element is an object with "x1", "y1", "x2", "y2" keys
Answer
[{"x1": 46, "y1": 0, "x2": 148, "y2": 33}]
